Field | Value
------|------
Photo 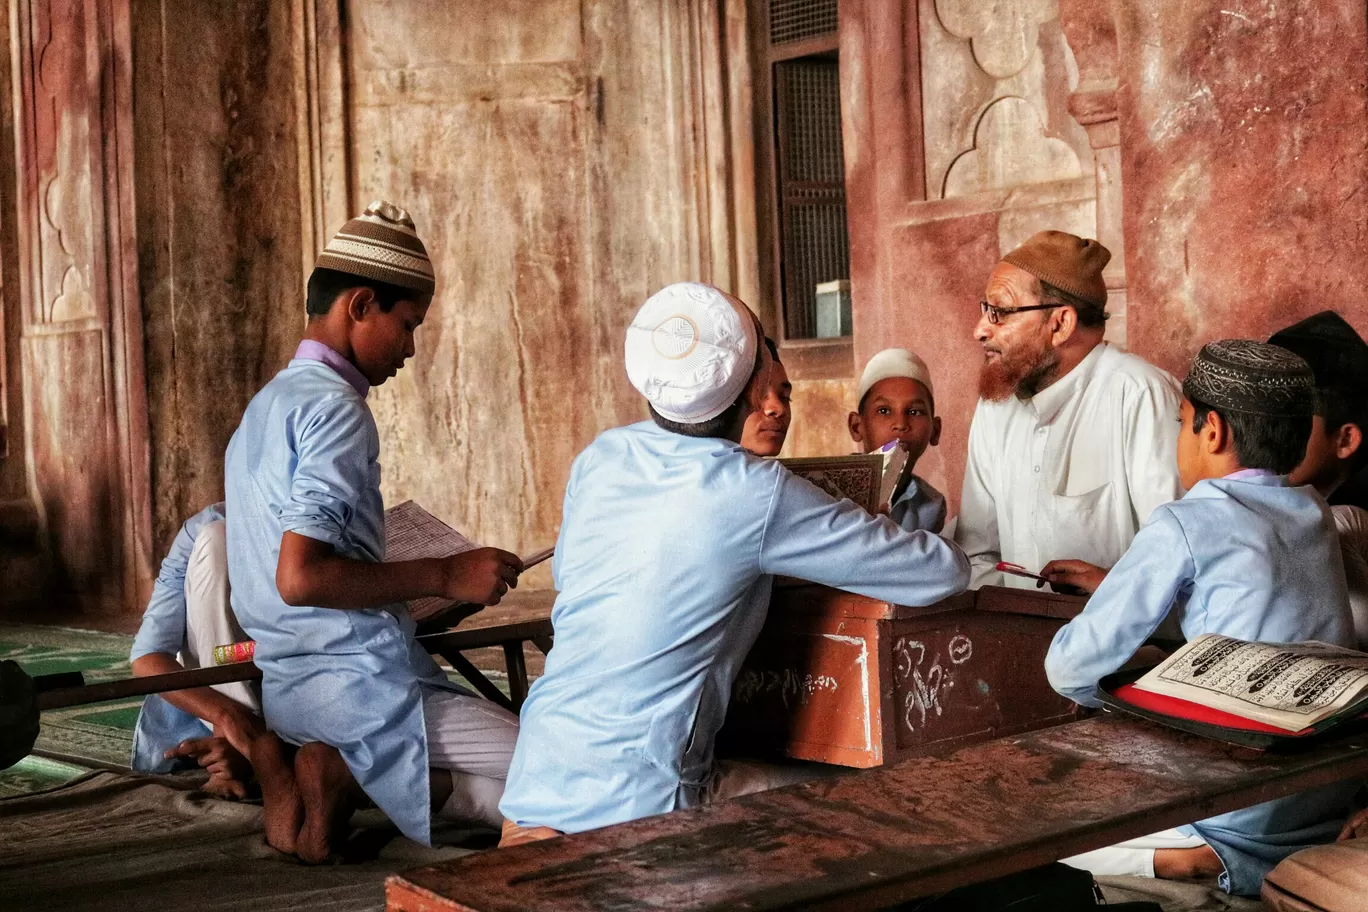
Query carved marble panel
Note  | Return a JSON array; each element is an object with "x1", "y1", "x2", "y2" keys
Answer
[
  {"x1": 935, "y1": 0, "x2": 1055, "y2": 80},
  {"x1": 919, "y1": 0, "x2": 1092, "y2": 202},
  {"x1": 944, "y1": 96, "x2": 1082, "y2": 196},
  {"x1": 12, "y1": 0, "x2": 152, "y2": 615}
]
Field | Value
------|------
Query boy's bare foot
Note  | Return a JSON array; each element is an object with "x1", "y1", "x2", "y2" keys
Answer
[
  {"x1": 295, "y1": 741, "x2": 359, "y2": 865},
  {"x1": 250, "y1": 732, "x2": 302, "y2": 855}
]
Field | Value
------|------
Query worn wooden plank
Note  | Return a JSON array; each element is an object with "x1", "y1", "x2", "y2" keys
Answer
[
  {"x1": 33, "y1": 617, "x2": 555, "y2": 712},
  {"x1": 976, "y1": 587, "x2": 1088, "y2": 621},
  {"x1": 385, "y1": 715, "x2": 1368, "y2": 912}
]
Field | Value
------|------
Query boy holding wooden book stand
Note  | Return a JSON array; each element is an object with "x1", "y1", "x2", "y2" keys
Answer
[
  {"x1": 848, "y1": 347, "x2": 947, "y2": 533},
  {"x1": 1045, "y1": 339, "x2": 1357, "y2": 895}
]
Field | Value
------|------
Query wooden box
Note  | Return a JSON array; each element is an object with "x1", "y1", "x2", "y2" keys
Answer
[{"x1": 719, "y1": 585, "x2": 1085, "y2": 767}]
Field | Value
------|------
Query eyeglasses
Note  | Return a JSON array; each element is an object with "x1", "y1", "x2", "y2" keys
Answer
[{"x1": 979, "y1": 301, "x2": 1060, "y2": 326}]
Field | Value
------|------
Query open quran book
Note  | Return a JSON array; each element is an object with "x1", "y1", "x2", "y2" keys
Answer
[
  {"x1": 1122, "y1": 634, "x2": 1368, "y2": 734},
  {"x1": 385, "y1": 500, "x2": 553, "y2": 625},
  {"x1": 779, "y1": 441, "x2": 913, "y2": 515}
]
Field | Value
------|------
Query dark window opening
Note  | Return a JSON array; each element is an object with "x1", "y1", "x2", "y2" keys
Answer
[{"x1": 761, "y1": 0, "x2": 851, "y2": 341}]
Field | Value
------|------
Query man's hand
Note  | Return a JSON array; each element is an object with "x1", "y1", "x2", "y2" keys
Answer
[
  {"x1": 1340, "y1": 806, "x2": 1368, "y2": 841},
  {"x1": 165, "y1": 736, "x2": 252, "y2": 799},
  {"x1": 1038, "y1": 559, "x2": 1108, "y2": 595},
  {"x1": 440, "y1": 548, "x2": 523, "y2": 606}
]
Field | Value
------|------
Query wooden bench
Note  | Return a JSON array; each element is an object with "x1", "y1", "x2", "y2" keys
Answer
[
  {"x1": 33, "y1": 603, "x2": 557, "y2": 715},
  {"x1": 721, "y1": 584, "x2": 1086, "y2": 767},
  {"x1": 420, "y1": 618, "x2": 553, "y2": 712},
  {"x1": 385, "y1": 714, "x2": 1368, "y2": 912}
]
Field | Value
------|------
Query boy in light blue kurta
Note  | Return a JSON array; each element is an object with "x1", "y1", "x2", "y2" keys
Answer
[
  {"x1": 847, "y1": 348, "x2": 947, "y2": 533},
  {"x1": 226, "y1": 202, "x2": 524, "y2": 863},
  {"x1": 129, "y1": 502, "x2": 263, "y2": 798},
  {"x1": 498, "y1": 283, "x2": 971, "y2": 843},
  {"x1": 1046, "y1": 340, "x2": 1356, "y2": 895}
]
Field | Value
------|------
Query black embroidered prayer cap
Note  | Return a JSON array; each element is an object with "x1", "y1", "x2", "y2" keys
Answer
[
  {"x1": 1182, "y1": 339, "x2": 1315, "y2": 418},
  {"x1": 1267, "y1": 311, "x2": 1368, "y2": 399}
]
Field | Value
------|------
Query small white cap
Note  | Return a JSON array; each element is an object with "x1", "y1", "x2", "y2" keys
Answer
[
  {"x1": 625, "y1": 282, "x2": 759, "y2": 424},
  {"x1": 858, "y1": 348, "x2": 935, "y2": 407}
]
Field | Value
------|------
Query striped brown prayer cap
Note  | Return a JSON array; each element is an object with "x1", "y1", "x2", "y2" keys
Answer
[
  {"x1": 315, "y1": 200, "x2": 435, "y2": 296},
  {"x1": 1182, "y1": 340, "x2": 1315, "y2": 418}
]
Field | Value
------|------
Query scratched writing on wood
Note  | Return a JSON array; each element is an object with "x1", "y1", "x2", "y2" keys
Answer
[
  {"x1": 734, "y1": 668, "x2": 840, "y2": 708},
  {"x1": 894, "y1": 634, "x2": 974, "y2": 732}
]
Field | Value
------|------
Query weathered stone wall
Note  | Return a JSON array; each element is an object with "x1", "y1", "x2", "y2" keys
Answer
[
  {"x1": 1114, "y1": 1, "x2": 1368, "y2": 376},
  {"x1": 134, "y1": 0, "x2": 304, "y2": 558},
  {"x1": 316, "y1": 0, "x2": 755, "y2": 587}
]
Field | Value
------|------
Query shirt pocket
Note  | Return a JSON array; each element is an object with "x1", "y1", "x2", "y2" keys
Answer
[{"x1": 1050, "y1": 482, "x2": 1125, "y2": 566}]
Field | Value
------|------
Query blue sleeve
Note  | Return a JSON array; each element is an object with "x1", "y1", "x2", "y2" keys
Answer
[
  {"x1": 1044, "y1": 508, "x2": 1194, "y2": 706},
  {"x1": 892, "y1": 477, "x2": 947, "y2": 534},
  {"x1": 130, "y1": 502, "x2": 226, "y2": 661},
  {"x1": 279, "y1": 397, "x2": 376, "y2": 549},
  {"x1": 759, "y1": 469, "x2": 970, "y2": 606}
]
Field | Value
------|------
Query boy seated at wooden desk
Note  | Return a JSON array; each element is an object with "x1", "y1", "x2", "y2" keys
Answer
[
  {"x1": 848, "y1": 347, "x2": 946, "y2": 532},
  {"x1": 225, "y1": 202, "x2": 525, "y2": 863},
  {"x1": 129, "y1": 502, "x2": 261, "y2": 799},
  {"x1": 739, "y1": 337, "x2": 791, "y2": 457},
  {"x1": 497, "y1": 282, "x2": 970, "y2": 846},
  {"x1": 1044, "y1": 340, "x2": 1357, "y2": 896}
]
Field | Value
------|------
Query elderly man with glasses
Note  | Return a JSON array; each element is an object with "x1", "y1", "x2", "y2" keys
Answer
[{"x1": 953, "y1": 230, "x2": 1183, "y2": 594}]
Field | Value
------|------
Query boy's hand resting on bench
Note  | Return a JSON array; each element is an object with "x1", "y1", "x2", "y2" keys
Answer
[{"x1": 441, "y1": 548, "x2": 524, "y2": 606}]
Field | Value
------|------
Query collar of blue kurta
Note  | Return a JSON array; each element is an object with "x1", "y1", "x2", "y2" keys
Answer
[
  {"x1": 1026, "y1": 341, "x2": 1109, "y2": 424},
  {"x1": 1224, "y1": 468, "x2": 1278, "y2": 482},
  {"x1": 293, "y1": 340, "x2": 370, "y2": 398}
]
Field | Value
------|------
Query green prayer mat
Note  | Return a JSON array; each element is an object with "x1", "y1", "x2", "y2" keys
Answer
[{"x1": 0, "y1": 624, "x2": 138, "y2": 794}]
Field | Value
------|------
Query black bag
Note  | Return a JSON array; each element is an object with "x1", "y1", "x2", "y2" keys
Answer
[
  {"x1": 0, "y1": 659, "x2": 39, "y2": 771},
  {"x1": 889, "y1": 862, "x2": 1163, "y2": 911}
]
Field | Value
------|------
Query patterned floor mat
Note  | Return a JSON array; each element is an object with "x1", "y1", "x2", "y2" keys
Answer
[{"x1": 0, "y1": 624, "x2": 137, "y2": 784}]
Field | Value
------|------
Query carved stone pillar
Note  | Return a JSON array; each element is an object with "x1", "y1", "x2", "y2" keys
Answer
[
  {"x1": 1058, "y1": 0, "x2": 1126, "y2": 347},
  {"x1": 12, "y1": 0, "x2": 152, "y2": 615}
]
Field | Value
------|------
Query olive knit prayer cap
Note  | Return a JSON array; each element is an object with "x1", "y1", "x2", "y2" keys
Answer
[
  {"x1": 1000, "y1": 231, "x2": 1111, "y2": 306},
  {"x1": 315, "y1": 200, "x2": 435, "y2": 296},
  {"x1": 1182, "y1": 340, "x2": 1315, "y2": 418}
]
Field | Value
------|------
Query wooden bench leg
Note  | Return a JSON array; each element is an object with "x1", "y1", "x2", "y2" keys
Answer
[
  {"x1": 439, "y1": 650, "x2": 516, "y2": 714},
  {"x1": 530, "y1": 636, "x2": 553, "y2": 655},
  {"x1": 503, "y1": 641, "x2": 528, "y2": 710}
]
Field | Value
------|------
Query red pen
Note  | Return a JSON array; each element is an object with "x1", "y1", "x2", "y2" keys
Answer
[{"x1": 995, "y1": 561, "x2": 1048, "y2": 583}]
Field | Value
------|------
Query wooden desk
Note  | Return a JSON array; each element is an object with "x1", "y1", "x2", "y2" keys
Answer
[
  {"x1": 385, "y1": 715, "x2": 1368, "y2": 912},
  {"x1": 720, "y1": 584, "x2": 1086, "y2": 767}
]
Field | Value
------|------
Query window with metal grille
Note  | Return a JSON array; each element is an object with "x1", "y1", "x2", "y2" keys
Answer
[
  {"x1": 770, "y1": 0, "x2": 838, "y2": 46},
  {"x1": 774, "y1": 57, "x2": 849, "y2": 339}
]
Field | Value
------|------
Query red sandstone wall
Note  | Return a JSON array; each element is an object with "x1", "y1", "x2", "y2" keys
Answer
[{"x1": 1115, "y1": 2, "x2": 1368, "y2": 376}]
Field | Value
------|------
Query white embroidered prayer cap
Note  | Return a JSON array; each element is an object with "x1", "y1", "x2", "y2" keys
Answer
[
  {"x1": 625, "y1": 282, "x2": 759, "y2": 424},
  {"x1": 858, "y1": 348, "x2": 936, "y2": 407}
]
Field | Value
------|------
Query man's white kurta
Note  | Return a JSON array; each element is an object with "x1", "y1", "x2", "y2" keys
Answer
[{"x1": 954, "y1": 342, "x2": 1184, "y2": 587}]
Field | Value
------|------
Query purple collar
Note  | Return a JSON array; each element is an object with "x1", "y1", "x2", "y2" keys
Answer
[
  {"x1": 1224, "y1": 468, "x2": 1277, "y2": 481},
  {"x1": 294, "y1": 340, "x2": 370, "y2": 398}
]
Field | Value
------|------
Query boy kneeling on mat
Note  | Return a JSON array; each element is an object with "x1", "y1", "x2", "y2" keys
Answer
[
  {"x1": 1045, "y1": 340, "x2": 1356, "y2": 895},
  {"x1": 227, "y1": 202, "x2": 524, "y2": 862}
]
